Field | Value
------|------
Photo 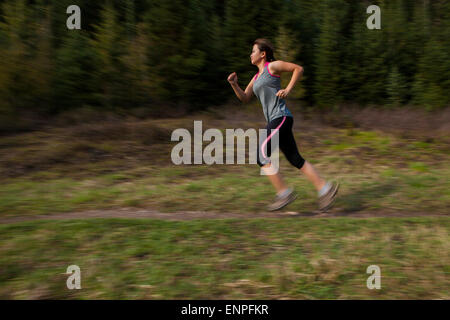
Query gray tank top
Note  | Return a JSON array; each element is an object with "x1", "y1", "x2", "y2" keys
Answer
[{"x1": 252, "y1": 61, "x2": 293, "y2": 123}]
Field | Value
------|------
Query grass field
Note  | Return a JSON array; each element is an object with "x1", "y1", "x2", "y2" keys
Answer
[
  {"x1": 0, "y1": 105, "x2": 449, "y2": 299},
  {"x1": 1, "y1": 218, "x2": 448, "y2": 299}
]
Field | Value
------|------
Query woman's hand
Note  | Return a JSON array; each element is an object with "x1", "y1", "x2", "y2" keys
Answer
[
  {"x1": 227, "y1": 72, "x2": 238, "y2": 85},
  {"x1": 276, "y1": 88, "x2": 290, "y2": 99}
]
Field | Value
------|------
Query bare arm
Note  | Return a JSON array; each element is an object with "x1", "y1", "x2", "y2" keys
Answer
[
  {"x1": 268, "y1": 61, "x2": 304, "y2": 98},
  {"x1": 227, "y1": 72, "x2": 255, "y2": 103}
]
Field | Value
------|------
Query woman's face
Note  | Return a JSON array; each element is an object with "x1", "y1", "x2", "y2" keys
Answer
[{"x1": 250, "y1": 44, "x2": 264, "y2": 65}]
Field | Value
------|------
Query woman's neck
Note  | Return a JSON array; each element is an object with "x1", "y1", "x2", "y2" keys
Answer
[{"x1": 257, "y1": 60, "x2": 267, "y2": 74}]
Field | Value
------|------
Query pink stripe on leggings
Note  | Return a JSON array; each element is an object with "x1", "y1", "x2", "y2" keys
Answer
[{"x1": 261, "y1": 116, "x2": 286, "y2": 160}]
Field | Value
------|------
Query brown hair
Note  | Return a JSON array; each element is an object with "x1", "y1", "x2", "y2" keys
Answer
[{"x1": 253, "y1": 38, "x2": 276, "y2": 62}]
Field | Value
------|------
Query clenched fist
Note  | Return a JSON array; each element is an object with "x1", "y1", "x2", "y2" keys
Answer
[{"x1": 227, "y1": 72, "x2": 238, "y2": 85}]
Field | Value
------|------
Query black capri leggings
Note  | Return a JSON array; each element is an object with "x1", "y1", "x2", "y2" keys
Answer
[{"x1": 256, "y1": 116, "x2": 305, "y2": 169}]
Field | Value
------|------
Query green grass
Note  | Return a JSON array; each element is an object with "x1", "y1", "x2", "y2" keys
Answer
[
  {"x1": 408, "y1": 162, "x2": 429, "y2": 172},
  {"x1": 0, "y1": 217, "x2": 448, "y2": 299},
  {"x1": 1, "y1": 162, "x2": 449, "y2": 216},
  {"x1": 3, "y1": 122, "x2": 450, "y2": 219},
  {"x1": 0, "y1": 113, "x2": 449, "y2": 300}
]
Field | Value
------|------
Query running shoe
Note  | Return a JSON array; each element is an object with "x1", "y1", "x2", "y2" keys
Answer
[
  {"x1": 318, "y1": 181, "x2": 339, "y2": 212},
  {"x1": 267, "y1": 188, "x2": 298, "y2": 211}
]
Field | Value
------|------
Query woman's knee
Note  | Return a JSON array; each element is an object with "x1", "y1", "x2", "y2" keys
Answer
[{"x1": 288, "y1": 153, "x2": 305, "y2": 169}]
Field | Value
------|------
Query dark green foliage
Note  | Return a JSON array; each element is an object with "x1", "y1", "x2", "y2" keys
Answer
[
  {"x1": 53, "y1": 30, "x2": 100, "y2": 112},
  {"x1": 0, "y1": 0, "x2": 448, "y2": 130}
]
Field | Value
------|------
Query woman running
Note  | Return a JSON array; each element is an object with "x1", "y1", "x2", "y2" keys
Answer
[{"x1": 227, "y1": 38, "x2": 339, "y2": 212}]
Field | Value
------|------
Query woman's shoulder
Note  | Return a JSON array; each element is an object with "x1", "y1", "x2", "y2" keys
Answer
[{"x1": 266, "y1": 61, "x2": 281, "y2": 78}]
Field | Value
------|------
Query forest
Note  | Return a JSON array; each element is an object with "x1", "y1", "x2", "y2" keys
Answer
[{"x1": 0, "y1": 0, "x2": 449, "y2": 131}]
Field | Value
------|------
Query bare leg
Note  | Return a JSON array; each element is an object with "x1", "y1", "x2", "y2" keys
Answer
[
  {"x1": 299, "y1": 160, "x2": 327, "y2": 192},
  {"x1": 262, "y1": 163, "x2": 288, "y2": 194}
]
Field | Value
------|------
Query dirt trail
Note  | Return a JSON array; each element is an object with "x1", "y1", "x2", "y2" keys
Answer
[{"x1": 1, "y1": 207, "x2": 448, "y2": 224}]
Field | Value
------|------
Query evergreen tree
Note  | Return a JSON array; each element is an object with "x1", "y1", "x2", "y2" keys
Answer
[
  {"x1": 223, "y1": 0, "x2": 258, "y2": 81},
  {"x1": 284, "y1": 0, "x2": 326, "y2": 104},
  {"x1": 345, "y1": 0, "x2": 388, "y2": 105},
  {"x1": 274, "y1": 24, "x2": 304, "y2": 100},
  {"x1": 0, "y1": 0, "x2": 34, "y2": 128},
  {"x1": 387, "y1": 66, "x2": 408, "y2": 107},
  {"x1": 90, "y1": 0, "x2": 124, "y2": 109},
  {"x1": 123, "y1": 0, "x2": 136, "y2": 39},
  {"x1": 29, "y1": 2, "x2": 54, "y2": 114},
  {"x1": 412, "y1": 0, "x2": 450, "y2": 109},
  {"x1": 0, "y1": 0, "x2": 449, "y2": 123},
  {"x1": 314, "y1": 0, "x2": 348, "y2": 108},
  {"x1": 120, "y1": 22, "x2": 153, "y2": 108},
  {"x1": 53, "y1": 30, "x2": 99, "y2": 112},
  {"x1": 145, "y1": 0, "x2": 190, "y2": 104}
]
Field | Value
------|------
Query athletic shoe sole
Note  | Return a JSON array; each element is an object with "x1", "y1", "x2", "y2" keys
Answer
[
  {"x1": 318, "y1": 181, "x2": 339, "y2": 212},
  {"x1": 267, "y1": 191, "x2": 298, "y2": 212}
]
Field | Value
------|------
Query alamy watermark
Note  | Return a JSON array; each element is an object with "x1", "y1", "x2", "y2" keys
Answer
[
  {"x1": 171, "y1": 120, "x2": 280, "y2": 175},
  {"x1": 366, "y1": 265, "x2": 381, "y2": 289},
  {"x1": 66, "y1": 4, "x2": 381, "y2": 31},
  {"x1": 66, "y1": 265, "x2": 81, "y2": 290},
  {"x1": 66, "y1": 5, "x2": 81, "y2": 30},
  {"x1": 367, "y1": 5, "x2": 381, "y2": 30}
]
